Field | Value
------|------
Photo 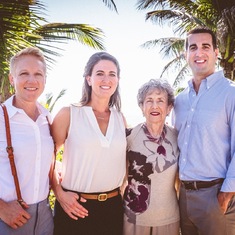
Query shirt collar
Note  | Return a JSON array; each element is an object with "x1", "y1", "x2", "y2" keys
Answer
[
  {"x1": 4, "y1": 95, "x2": 49, "y2": 119},
  {"x1": 188, "y1": 70, "x2": 225, "y2": 91}
]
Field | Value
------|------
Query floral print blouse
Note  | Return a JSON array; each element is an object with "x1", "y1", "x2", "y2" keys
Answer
[{"x1": 123, "y1": 123, "x2": 180, "y2": 226}]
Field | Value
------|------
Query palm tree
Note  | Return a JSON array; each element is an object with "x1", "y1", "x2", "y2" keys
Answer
[
  {"x1": 137, "y1": 0, "x2": 235, "y2": 86},
  {"x1": 102, "y1": 0, "x2": 118, "y2": 12},
  {"x1": 0, "y1": 0, "x2": 106, "y2": 102}
]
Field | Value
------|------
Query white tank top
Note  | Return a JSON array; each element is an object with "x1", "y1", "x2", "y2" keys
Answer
[{"x1": 61, "y1": 104, "x2": 126, "y2": 193}]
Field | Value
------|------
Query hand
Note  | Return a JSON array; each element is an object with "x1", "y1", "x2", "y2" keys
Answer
[
  {"x1": 217, "y1": 191, "x2": 235, "y2": 214},
  {"x1": 56, "y1": 188, "x2": 88, "y2": 220},
  {"x1": 0, "y1": 200, "x2": 30, "y2": 229}
]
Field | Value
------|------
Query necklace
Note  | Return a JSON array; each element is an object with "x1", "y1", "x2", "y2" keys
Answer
[
  {"x1": 92, "y1": 108, "x2": 109, "y2": 120},
  {"x1": 96, "y1": 116, "x2": 105, "y2": 120}
]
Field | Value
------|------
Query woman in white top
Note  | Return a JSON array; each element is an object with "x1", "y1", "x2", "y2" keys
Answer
[
  {"x1": 52, "y1": 52, "x2": 127, "y2": 235},
  {"x1": 0, "y1": 47, "x2": 54, "y2": 235}
]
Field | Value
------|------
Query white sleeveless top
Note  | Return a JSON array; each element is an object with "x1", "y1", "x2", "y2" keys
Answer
[{"x1": 61, "y1": 104, "x2": 127, "y2": 193}]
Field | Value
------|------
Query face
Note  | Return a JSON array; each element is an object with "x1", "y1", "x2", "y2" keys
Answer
[
  {"x1": 9, "y1": 55, "x2": 46, "y2": 103},
  {"x1": 186, "y1": 33, "x2": 218, "y2": 79},
  {"x1": 86, "y1": 60, "x2": 119, "y2": 100},
  {"x1": 141, "y1": 89, "x2": 172, "y2": 125}
]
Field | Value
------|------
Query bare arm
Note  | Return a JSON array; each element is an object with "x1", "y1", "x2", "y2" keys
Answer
[
  {"x1": 51, "y1": 106, "x2": 88, "y2": 220},
  {"x1": 51, "y1": 106, "x2": 70, "y2": 151}
]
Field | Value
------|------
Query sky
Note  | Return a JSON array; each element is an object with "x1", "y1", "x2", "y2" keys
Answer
[{"x1": 41, "y1": 0, "x2": 176, "y2": 126}]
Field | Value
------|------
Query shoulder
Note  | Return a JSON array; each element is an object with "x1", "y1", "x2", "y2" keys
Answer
[
  {"x1": 53, "y1": 106, "x2": 70, "y2": 126},
  {"x1": 165, "y1": 125, "x2": 178, "y2": 140},
  {"x1": 120, "y1": 112, "x2": 127, "y2": 127},
  {"x1": 126, "y1": 123, "x2": 143, "y2": 138},
  {"x1": 226, "y1": 79, "x2": 235, "y2": 92},
  {"x1": 37, "y1": 102, "x2": 51, "y2": 117},
  {"x1": 57, "y1": 106, "x2": 70, "y2": 116},
  {"x1": 110, "y1": 108, "x2": 127, "y2": 127},
  {"x1": 166, "y1": 124, "x2": 177, "y2": 133},
  {"x1": 175, "y1": 87, "x2": 188, "y2": 99}
]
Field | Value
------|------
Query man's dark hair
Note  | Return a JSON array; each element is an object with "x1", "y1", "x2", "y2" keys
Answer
[{"x1": 185, "y1": 27, "x2": 217, "y2": 50}]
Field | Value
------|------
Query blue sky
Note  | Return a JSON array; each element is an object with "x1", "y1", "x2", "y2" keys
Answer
[{"x1": 41, "y1": 0, "x2": 175, "y2": 126}]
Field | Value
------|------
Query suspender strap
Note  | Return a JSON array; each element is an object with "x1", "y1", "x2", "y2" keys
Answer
[{"x1": 1, "y1": 104, "x2": 27, "y2": 208}]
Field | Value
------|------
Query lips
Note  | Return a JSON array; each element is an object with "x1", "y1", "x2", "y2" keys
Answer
[
  {"x1": 150, "y1": 111, "x2": 160, "y2": 116},
  {"x1": 195, "y1": 59, "x2": 206, "y2": 63},
  {"x1": 100, "y1": 85, "x2": 111, "y2": 90},
  {"x1": 24, "y1": 87, "x2": 37, "y2": 90}
]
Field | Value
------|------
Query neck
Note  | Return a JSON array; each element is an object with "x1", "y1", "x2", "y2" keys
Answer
[
  {"x1": 88, "y1": 99, "x2": 110, "y2": 113},
  {"x1": 193, "y1": 71, "x2": 215, "y2": 93},
  {"x1": 13, "y1": 97, "x2": 39, "y2": 121},
  {"x1": 145, "y1": 122, "x2": 164, "y2": 138}
]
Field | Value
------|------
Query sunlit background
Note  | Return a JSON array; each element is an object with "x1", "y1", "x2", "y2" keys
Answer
[{"x1": 41, "y1": 0, "x2": 177, "y2": 126}]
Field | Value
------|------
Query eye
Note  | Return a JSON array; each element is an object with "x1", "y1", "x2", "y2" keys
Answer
[
  {"x1": 97, "y1": 72, "x2": 104, "y2": 76},
  {"x1": 146, "y1": 99, "x2": 153, "y2": 103},
  {"x1": 35, "y1": 72, "x2": 44, "y2": 77},
  {"x1": 19, "y1": 72, "x2": 29, "y2": 76},
  {"x1": 109, "y1": 73, "x2": 116, "y2": 77},
  {"x1": 203, "y1": 45, "x2": 210, "y2": 50},
  {"x1": 189, "y1": 45, "x2": 197, "y2": 51}
]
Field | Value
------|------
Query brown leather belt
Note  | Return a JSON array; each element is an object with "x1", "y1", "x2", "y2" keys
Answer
[
  {"x1": 181, "y1": 178, "x2": 224, "y2": 190},
  {"x1": 80, "y1": 189, "x2": 119, "y2": 201}
]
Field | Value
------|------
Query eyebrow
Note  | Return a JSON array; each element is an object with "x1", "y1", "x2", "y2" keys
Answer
[
  {"x1": 189, "y1": 43, "x2": 211, "y2": 48},
  {"x1": 96, "y1": 70, "x2": 116, "y2": 73}
]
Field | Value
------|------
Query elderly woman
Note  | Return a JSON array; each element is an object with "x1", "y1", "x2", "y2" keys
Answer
[{"x1": 123, "y1": 79, "x2": 180, "y2": 235}]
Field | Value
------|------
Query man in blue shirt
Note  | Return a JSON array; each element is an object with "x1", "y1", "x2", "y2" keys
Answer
[{"x1": 173, "y1": 27, "x2": 235, "y2": 235}]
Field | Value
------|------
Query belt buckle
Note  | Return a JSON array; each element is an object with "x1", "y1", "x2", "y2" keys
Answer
[
  {"x1": 183, "y1": 181, "x2": 198, "y2": 190},
  {"x1": 98, "y1": 193, "x2": 108, "y2": 201}
]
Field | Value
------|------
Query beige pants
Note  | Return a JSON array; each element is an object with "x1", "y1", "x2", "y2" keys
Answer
[{"x1": 123, "y1": 220, "x2": 180, "y2": 235}]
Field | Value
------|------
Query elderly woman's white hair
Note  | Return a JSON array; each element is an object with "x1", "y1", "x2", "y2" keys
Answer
[{"x1": 137, "y1": 79, "x2": 175, "y2": 107}]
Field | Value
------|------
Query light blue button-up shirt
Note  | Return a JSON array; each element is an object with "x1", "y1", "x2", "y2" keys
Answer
[{"x1": 173, "y1": 70, "x2": 235, "y2": 192}]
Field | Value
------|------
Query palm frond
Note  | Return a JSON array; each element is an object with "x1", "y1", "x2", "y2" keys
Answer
[
  {"x1": 138, "y1": 0, "x2": 235, "y2": 81},
  {"x1": 34, "y1": 23, "x2": 105, "y2": 50},
  {"x1": 0, "y1": 1, "x2": 107, "y2": 101},
  {"x1": 101, "y1": 0, "x2": 118, "y2": 13},
  {"x1": 146, "y1": 9, "x2": 204, "y2": 35},
  {"x1": 141, "y1": 37, "x2": 184, "y2": 58},
  {"x1": 172, "y1": 64, "x2": 190, "y2": 87},
  {"x1": 48, "y1": 89, "x2": 67, "y2": 112},
  {"x1": 160, "y1": 53, "x2": 186, "y2": 78}
]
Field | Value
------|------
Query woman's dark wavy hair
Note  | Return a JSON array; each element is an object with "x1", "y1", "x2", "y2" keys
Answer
[{"x1": 79, "y1": 52, "x2": 121, "y2": 111}]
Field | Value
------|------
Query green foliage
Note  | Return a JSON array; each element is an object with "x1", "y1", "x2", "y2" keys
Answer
[
  {"x1": 41, "y1": 89, "x2": 67, "y2": 112},
  {"x1": 0, "y1": 0, "x2": 105, "y2": 102},
  {"x1": 137, "y1": 0, "x2": 235, "y2": 84}
]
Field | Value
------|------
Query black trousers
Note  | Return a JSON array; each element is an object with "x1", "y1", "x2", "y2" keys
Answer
[{"x1": 53, "y1": 194, "x2": 123, "y2": 235}]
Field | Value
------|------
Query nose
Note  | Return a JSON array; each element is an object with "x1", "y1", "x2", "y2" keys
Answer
[
  {"x1": 28, "y1": 74, "x2": 37, "y2": 82},
  {"x1": 195, "y1": 47, "x2": 204, "y2": 56},
  {"x1": 102, "y1": 74, "x2": 111, "y2": 82},
  {"x1": 152, "y1": 101, "x2": 159, "y2": 108}
]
